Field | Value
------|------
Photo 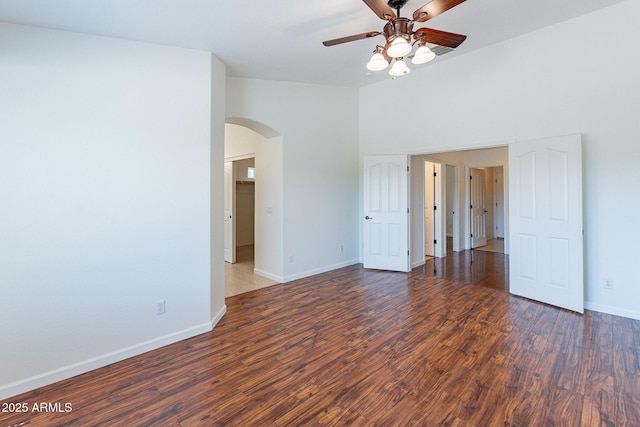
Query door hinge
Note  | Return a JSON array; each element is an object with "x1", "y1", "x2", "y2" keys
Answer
[
  {"x1": 407, "y1": 250, "x2": 410, "y2": 256},
  {"x1": 471, "y1": 233, "x2": 473, "y2": 237},
  {"x1": 434, "y1": 172, "x2": 437, "y2": 177},
  {"x1": 433, "y1": 205, "x2": 437, "y2": 210},
  {"x1": 407, "y1": 208, "x2": 410, "y2": 214},
  {"x1": 407, "y1": 166, "x2": 410, "y2": 172},
  {"x1": 434, "y1": 240, "x2": 437, "y2": 244}
]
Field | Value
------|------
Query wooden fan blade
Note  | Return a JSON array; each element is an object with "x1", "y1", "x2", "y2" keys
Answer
[
  {"x1": 323, "y1": 31, "x2": 382, "y2": 47},
  {"x1": 413, "y1": 0, "x2": 466, "y2": 23},
  {"x1": 413, "y1": 27, "x2": 467, "y2": 48},
  {"x1": 363, "y1": 0, "x2": 396, "y2": 20}
]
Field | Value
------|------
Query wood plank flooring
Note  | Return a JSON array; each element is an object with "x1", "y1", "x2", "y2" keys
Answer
[
  {"x1": 423, "y1": 248, "x2": 509, "y2": 292},
  {"x1": 2, "y1": 260, "x2": 639, "y2": 426}
]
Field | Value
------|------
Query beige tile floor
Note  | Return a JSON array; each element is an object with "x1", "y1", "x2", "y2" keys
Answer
[
  {"x1": 224, "y1": 245, "x2": 278, "y2": 297},
  {"x1": 474, "y1": 237, "x2": 505, "y2": 253}
]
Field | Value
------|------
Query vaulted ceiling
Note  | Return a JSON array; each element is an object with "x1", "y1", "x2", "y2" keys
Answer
[{"x1": 0, "y1": 0, "x2": 626, "y2": 87}]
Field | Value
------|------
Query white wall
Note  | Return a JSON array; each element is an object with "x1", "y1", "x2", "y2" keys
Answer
[
  {"x1": 226, "y1": 78, "x2": 360, "y2": 282},
  {"x1": 0, "y1": 24, "x2": 226, "y2": 398},
  {"x1": 225, "y1": 122, "x2": 262, "y2": 159},
  {"x1": 209, "y1": 55, "x2": 227, "y2": 326},
  {"x1": 360, "y1": 0, "x2": 640, "y2": 319}
]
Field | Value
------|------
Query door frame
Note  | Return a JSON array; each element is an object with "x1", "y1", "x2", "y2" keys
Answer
[
  {"x1": 224, "y1": 161, "x2": 236, "y2": 263},
  {"x1": 224, "y1": 154, "x2": 256, "y2": 264},
  {"x1": 493, "y1": 167, "x2": 505, "y2": 239}
]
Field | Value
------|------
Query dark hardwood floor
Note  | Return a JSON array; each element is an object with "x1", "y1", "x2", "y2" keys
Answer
[
  {"x1": 423, "y1": 248, "x2": 510, "y2": 292},
  {"x1": 2, "y1": 255, "x2": 639, "y2": 426}
]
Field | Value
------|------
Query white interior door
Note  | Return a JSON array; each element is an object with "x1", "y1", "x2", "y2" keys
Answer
[
  {"x1": 509, "y1": 134, "x2": 583, "y2": 313},
  {"x1": 424, "y1": 161, "x2": 435, "y2": 257},
  {"x1": 223, "y1": 161, "x2": 236, "y2": 263},
  {"x1": 470, "y1": 168, "x2": 488, "y2": 248},
  {"x1": 364, "y1": 155, "x2": 410, "y2": 272},
  {"x1": 494, "y1": 167, "x2": 505, "y2": 239}
]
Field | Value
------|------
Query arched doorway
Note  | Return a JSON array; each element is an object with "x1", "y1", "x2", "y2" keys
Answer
[{"x1": 224, "y1": 118, "x2": 283, "y2": 296}]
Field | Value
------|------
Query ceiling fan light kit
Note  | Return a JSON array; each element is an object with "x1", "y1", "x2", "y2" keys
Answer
[
  {"x1": 366, "y1": 49, "x2": 390, "y2": 71},
  {"x1": 389, "y1": 58, "x2": 411, "y2": 76},
  {"x1": 323, "y1": 0, "x2": 468, "y2": 78},
  {"x1": 412, "y1": 44, "x2": 436, "y2": 64},
  {"x1": 386, "y1": 35, "x2": 412, "y2": 57}
]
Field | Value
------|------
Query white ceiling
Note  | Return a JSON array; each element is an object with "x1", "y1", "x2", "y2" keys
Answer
[{"x1": 0, "y1": 0, "x2": 626, "y2": 87}]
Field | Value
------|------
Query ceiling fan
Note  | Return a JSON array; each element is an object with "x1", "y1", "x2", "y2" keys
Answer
[{"x1": 323, "y1": 0, "x2": 467, "y2": 76}]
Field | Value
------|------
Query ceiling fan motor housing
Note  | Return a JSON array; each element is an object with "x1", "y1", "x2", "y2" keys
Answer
[
  {"x1": 387, "y1": 0, "x2": 410, "y2": 9},
  {"x1": 383, "y1": 17, "x2": 414, "y2": 44}
]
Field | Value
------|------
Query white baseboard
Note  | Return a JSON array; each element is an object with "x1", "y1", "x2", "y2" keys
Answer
[
  {"x1": 0, "y1": 314, "x2": 223, "y2": 401},
  {"x1": 585, "y1": 301, "x2": 640, "y2": 320},
  {"x1": 282, "y1": 259, "x2": 360, "y2": 283},
  {"x1": 211, "y1": 304, "x2": 227, "y2": 327},
  {"x1": 412, "y1": 259, "x2": 426, "y2": 269},
  {"x1": 254, "y1": 268, "x2": 284, "y2": 283},
  {"x1": 255, "y1": 260, "x2": 360, "y2": 283}
]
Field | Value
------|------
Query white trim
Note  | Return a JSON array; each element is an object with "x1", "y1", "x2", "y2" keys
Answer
[
  {"x1": 256, "y1": 260, "x2": 361, "y2": 283},
  {"x1": 0, "y1": 319, "x2": 218, "y2": 400},
  {"x1": 411, "y1": 259, "x2": 426, "y2": 269},
  {"x1": 282, "y1": 259, "x2": 360, "y2": 283},
  {"x1": 224, "y1": 153, "x2": 255, "y2": 162},
  {"x1": 211, "y1": 304, "x2": 227, "y2": 328},
  {"x1": 254, "y1": 268, "x2": 284, "y2": 283},
  {"x1": 585, "y1": 301, "x2": 640, "y2": 321}
]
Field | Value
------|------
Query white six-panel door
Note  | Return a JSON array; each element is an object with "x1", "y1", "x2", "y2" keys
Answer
[
  {"x1": 509, "y1": 134, "x2": 584, "y2": 313},
  {"x1": 471, "y1": 168, "x2": 488, "y2": 248},
  {"x1": 363, "y1": 155, "x2": 410, "y2": 272}
]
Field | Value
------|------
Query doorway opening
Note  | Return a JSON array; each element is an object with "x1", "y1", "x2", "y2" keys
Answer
[
  {"x1": 234, "y1": 157, "x2": 256, "y2": 261},
  {"x1": 224, "y1": 119, "x2": 283, "y2": 297},
  {"x1": 378, "y1": 135, "x2": 583, "y2": 312},
  {"x1": 410, "y1": 146, "x2": 509, "y2": 269}
]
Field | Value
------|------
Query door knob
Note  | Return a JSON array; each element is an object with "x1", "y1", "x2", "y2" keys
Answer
[{"x1": 365, "y1": 216, "x2": 373, "y2": 220}]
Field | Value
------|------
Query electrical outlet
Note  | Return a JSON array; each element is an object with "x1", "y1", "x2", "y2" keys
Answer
[
  {"x1": 289, "y1": 255, "x2": 294, "y2": 264},
  {"x1": 604, "y1": 279, "x2": 613, "y2": 290},
  {"x1": 156, "y1": 299, "x2": 166, "y2": 315},
  {"x1": 340, "y1": 244, "x2": 344, "y2": 253}
]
